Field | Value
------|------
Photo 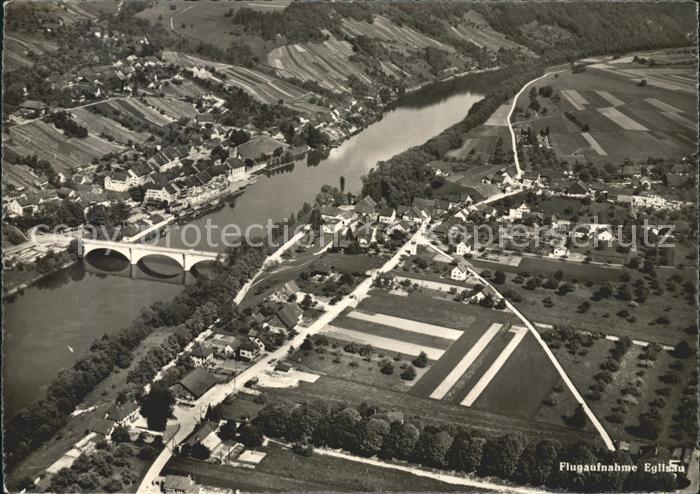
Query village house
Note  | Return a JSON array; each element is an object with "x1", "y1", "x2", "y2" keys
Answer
[
  {"x1": 354, "y1": 195, "x2": 378, "y2": 221},
  {"x1": 170, "y1": 367, "x2": 218, "y2": 404},
  {"x1": 273, "y1": 303, "x2": 304, "y2": 331},
  {"x1": 226, "y1": 157, "x2": 246, "y2": 181},
  {"x1": 238, "y1": 339, "x2": 260, "y2": 361},
  {"x1": 455, "y1": 241, "x2": 473, "y2": 256},
  {"x1": 322, "y1": 218, "x2": 344, "y2": 235},
  {"x1": 507, "y1": 202, "x2": 531, "y2": 221},
  {"x1": 86, "y1": 417, "x2": 117, "y2": 439},
  {"x1": 450, "y1": 262, "x2": 470, "y2": 282},
  {"x1": 354, "y1": 223, "x2": 377, "y2": 247},
  {"x1": 208, "y1": 334, "x2": 241, "y2": 357},
  {"x1": 377, "y1": 206, "x2": 396, "y2": 224},
  {"x1": 162, "y1": 475, "x2": 200, "y2": 494},
  {"x1": 105, "y1": 401, "x2": 140, "y2": 427},
  {"x1": 190, "y1": 345, "x2": 215, "y2": 367},
  {"x1": 397, "y1": 205, "x2": 424, "y2": 223},
  {"x1": 17, "y1": 100, "x2": 47, "y2": 118}
]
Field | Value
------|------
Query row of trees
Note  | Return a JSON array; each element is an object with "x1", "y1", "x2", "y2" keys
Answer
[{"x1": 253, "y1": 398, "x2": 686, "y2": 492}]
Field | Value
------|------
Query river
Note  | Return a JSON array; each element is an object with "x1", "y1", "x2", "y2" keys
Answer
[{"x1": 2, "y1": 79, "x2": 484, "y2": 418}]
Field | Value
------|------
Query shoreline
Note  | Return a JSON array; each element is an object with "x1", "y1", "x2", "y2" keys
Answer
[{"x1": 3, "y1": 259, "x2": 78, "y2": 300}]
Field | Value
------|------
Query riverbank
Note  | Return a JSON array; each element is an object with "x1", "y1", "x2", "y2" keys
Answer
[{"x1": 2, "y1": 254, "x2": 77, "y2": 299}]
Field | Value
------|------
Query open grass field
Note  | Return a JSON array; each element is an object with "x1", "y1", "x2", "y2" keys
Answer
[
  {"x1": 165, "y1": 442, "x2": 475, "y2": 492},
  {"x1": 446, "y1": 110, "x2": 510, "y2": 161},
  {"x1": 137, "y1": 1, "x2": 289, "y2": 51},
  {"x1": 359, "y1": 291, "x2": 517, "y2": 331},
  {"x1": 315, "y1": 253, "x2": 385, "y2": 275},
  {"x1": 471, "y1": 332, "x2": 562, "y2": 420},
  {"x1": 162, "y1": 51, "x2": 328, "y2": 114},
  {"x1": 5, "y1": 121, "x2": 124, "y2": 173},
  {"x1": 514, "y1": 59, "x2": 697, "y2": 165},
  {"x1": 552, "y1": 337, "x2": 696, "y2": 447},
  {"x1": 71, "y1": 108, "x2": 150, "y2": 146},
  {"x1": 266, "y1": 375, "x2": 600, "y2": 446}
]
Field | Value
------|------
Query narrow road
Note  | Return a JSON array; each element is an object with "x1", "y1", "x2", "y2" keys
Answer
[
  {"x1": 418, "y1": 236, "x2": 616, "y2": 451},
  {"x1": 508, "y1": 70, "x2": 565, "y2": 178},
  {"x1": 136, "y1": 223, "x2": 428, "y2": 493}
]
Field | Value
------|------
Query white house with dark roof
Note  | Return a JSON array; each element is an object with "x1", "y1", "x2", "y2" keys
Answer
[{"x1": 450, "y1": 262, "x2": 469, "y2": 281}]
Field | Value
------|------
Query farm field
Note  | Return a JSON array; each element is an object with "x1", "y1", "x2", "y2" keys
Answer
[
  {"x1": 162, "y1": 51, "x2": 328, "y2": 114},
  {"x1": 5, "y1": 120, "x2": 124, "y2": 173},
  {"x1": 445, "y1": 107, "x2": 510, "y2": 160},
  {"x1": 160, "y1": 79, "x2": 210, "y2": 99},
  {"x1": 71, "y1": 108, "x2": 151, "y2": 146},
  {"x1": 470, "y1": 332, "x2": 562, "y2": 420},
  {"x1": 266, "y1": 374, "x2": 600, "y2": 446},
  {"x1": 112, "y1": 98, "x2": 176, "y2": 127},
  {"x1": 3, "y1": 31, "x2": 58, "y2": 72},
  {"x1": 267, "y1": 36, "x2": 371, "y2": 94},
  {"x1": 341, "y1": 16, "x2": 454, "y2": 54},
  {"x1": 144, "y1": 97, "x2": 198, "y2": 121},
  {"x1": 350, "y1": 290, "x2": 571, "y2": 430},
  {"x1": 513, "y1": 59, "x2": 697, "y2": 165},
  {"x1": 551, "y1": 335, "x2": 696, "y2": 447},
  {"x1": 165, "y1": 442, "x2": 475, "y2": 492}
]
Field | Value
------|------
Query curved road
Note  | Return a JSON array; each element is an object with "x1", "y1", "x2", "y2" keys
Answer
[{"x1": 507, "y1": 70, "x2": 565, "y2": 179}]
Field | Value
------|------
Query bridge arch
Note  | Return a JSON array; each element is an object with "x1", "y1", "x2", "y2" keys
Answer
[
  {"x1": 82, "y1": 244, "x2": 132, "y2": 262},
  {"x1": 131, "y1": 249, "x2": 185, "y2": 269},
  {"x1": 185, "y1": 256, "x2": 220, "y2": 272}
]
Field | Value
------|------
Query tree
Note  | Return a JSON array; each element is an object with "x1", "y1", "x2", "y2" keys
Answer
[
  {"x1": 76, "y1": 471, "x2": 101, "y2": 491},
  {"x1": 357, "y1": 418, "x2": 390, "y2": 456},
  {"x1": 254, "y1": 402, "x2": 293, "y2": 437},
  {"x1": 309, "y1": 208, "x2": 323, "y2": 231},
  {"x1": 400, "y1": 365, "x2": 417, "y2": 381},
  {"x1": 218, "y1": 420, "x2": 238, "y2": 441},
  {"x1": 412, "y1": 428, "x2": 453, "y2": 468},
  {"x1": 413, "y1": 352, "x2": 428, "y2": 369},
  {"x1": 570, "y1": 404, "x2": 588, "y2": 429},
  {"x1": 111, "y1": 424, "x2": 131, "y2": 443},
  {"x1": 239, "y1": 424, "x2": 264, "y2": 447},
  {"x1": 190, "y1": 441, "x2": 211, "y2": 460},
  {"x1": 479, "y1": 433, "x2": 526, "y2": 479},
  {"x1": 673, "y1": 340, "x2": 695, "y2": 359},
  {"x1": 380, "y1": 422, "x2": 419, "y2": 460},
  {"x1": 380, "y1": 359, "x2": 394, "y2": 375},
  {"x1": 340, "y1": 176, "x2": 346, "y2": 193},
  {"x1": 446, "y1": 428, "x2": 482, "y2": 473},
  {"x1": 140, "y1": 383, "x2": 175, "y2": 431},
  {"x1": 328, "y1": 407, "x2": 361, "y2": 449},
  {"x1": 494, "y1": 271, "x2": 506, "y2": 284}
]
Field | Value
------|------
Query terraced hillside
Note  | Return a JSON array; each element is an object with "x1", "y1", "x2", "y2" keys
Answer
[
  {"x1": 268, "y1": 35, "x2": 371, "y2": 94},
  {"x1": 448, "y1": 10, "x2": 534, "y2": 55},
  {"x1": 5, "y1": 120, "x2": 125, "y2": 173},
  {"x1": 2, "y1": 32, "x2": 58, "y2": 72},
  {"x1": 163, "y1": 51, "x2": 328, "y2": 114}
]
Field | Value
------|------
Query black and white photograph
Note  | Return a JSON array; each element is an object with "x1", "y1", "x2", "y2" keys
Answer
[{"x1": 1, "y1": 1, "x2": 698, "y2": 493}]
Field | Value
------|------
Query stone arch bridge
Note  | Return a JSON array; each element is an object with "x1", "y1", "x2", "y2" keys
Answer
[{"x1": 80, "y1": 239, "x2": 221, "y2": 271}]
